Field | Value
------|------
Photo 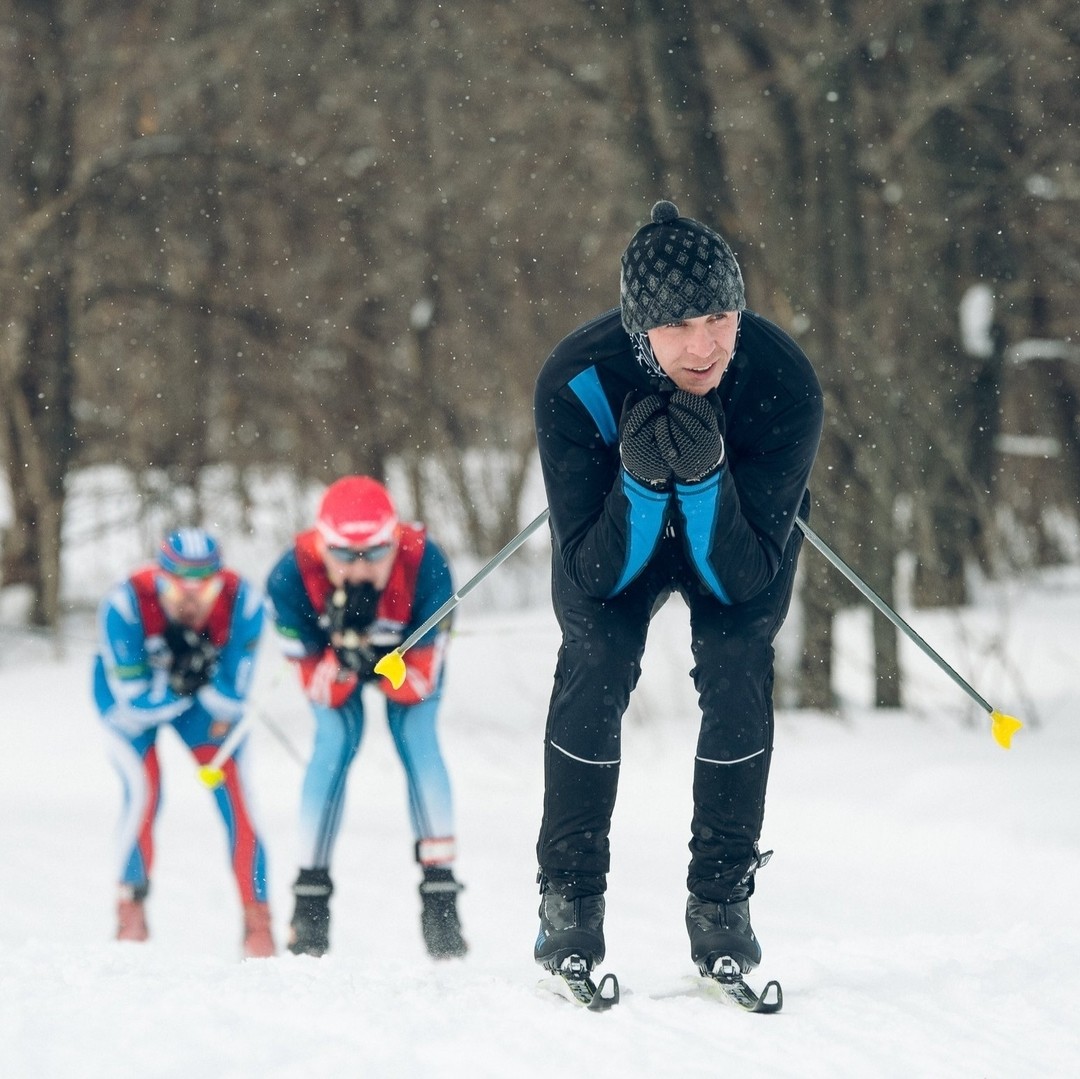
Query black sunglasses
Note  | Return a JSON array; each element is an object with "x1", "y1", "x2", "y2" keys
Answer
[{"x1": 326, "y1": 542, "x2": 394, "y2": 564}]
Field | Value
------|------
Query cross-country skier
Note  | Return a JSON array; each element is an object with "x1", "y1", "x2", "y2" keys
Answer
[
  {"x1": 93, "y1": 528, "x2": 275, "y2": 958},
  {"x1": 533, "y1": 200, "x2": 823, "y2": 982},
  {"x1": 266, "y1": 475, "x2": 466, "y2": 960}
]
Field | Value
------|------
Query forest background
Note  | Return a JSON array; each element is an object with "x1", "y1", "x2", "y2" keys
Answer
[{"x1": 2, "y1": 0, "x2": 1078, "y2": 711}]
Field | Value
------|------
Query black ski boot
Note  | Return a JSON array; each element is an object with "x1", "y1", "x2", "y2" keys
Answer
[
  {"x1": 686, "y1": 849, "x2": 771, "y2": 975},
  {"x1": 288, "y1": 868, "x2": 333, "y2": 957},
  {"x1": 686, "y1": 892, "x2": 761, "y2": 974},
  {"x1": 419, "y1": 867, "x2": 467, "y2": 959},
  {"x1": 534, "y1": 889, "x2": 606, "y2": 973}
]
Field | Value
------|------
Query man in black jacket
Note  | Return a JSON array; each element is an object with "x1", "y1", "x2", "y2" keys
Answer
[{"x1": 533, "y1": 200, "x2": 823, "y2": 981}]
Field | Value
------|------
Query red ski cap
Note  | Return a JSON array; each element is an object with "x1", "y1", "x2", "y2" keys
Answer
[{"x1": 316, "y1": 476, "x2": 399, "y2": 549}]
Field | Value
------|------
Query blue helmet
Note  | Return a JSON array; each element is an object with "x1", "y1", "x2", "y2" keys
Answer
[{"x1": 157, "y1": 528, "x2": 223, "y2": 579}]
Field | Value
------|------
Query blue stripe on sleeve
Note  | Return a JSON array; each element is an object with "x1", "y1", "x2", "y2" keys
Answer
[
  {"x1": 568, "y1": 367, "x2": 618, "y2": 446},
  {"x1": 610, "y1": 472, "x2": 669, "y2": 596},
  {"x1": 674, "y1": 474, "x2": 732, "y2": 603}
]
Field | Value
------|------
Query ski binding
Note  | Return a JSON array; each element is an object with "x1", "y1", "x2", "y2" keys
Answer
[
  {"x1": 548, "y1": 954, "x2": 620, "y2": 1011},
  {"x1": 701, "y1": 956, "x2": 783, "y2": 1014}
]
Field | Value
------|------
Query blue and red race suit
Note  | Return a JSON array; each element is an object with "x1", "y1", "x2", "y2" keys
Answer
[{"x1": 92, "y1": 567, "x2": 270, "y2": 903}]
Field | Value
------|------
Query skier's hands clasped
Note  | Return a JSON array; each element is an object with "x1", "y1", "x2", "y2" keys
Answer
[
  {"x1": 163, "y1": 623, "x2": 219, "y2": 696},
  {"x1": 657, "y1": 389, "x2": 726, "y2": 483},
  {"x1": 619, "y1": 389, "x2": 726, "y2": 489}
]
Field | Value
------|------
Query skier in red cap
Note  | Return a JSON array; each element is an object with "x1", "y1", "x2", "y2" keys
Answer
[{"x1": 266, "y1": 476, "x2": 466, "y2": 959}]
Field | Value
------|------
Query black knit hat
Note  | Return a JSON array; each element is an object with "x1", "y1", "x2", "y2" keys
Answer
[{"x1": 620, "y1": 200, "x2": 745, "y2": 334}]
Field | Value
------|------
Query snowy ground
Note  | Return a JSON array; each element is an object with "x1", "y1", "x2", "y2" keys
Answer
[{"x1": 2, "y1": 557, "x2": 1079, "y2": 1078}]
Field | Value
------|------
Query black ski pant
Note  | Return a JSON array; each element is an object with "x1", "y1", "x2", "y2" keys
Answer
[{"x1": 536, "y1": 525, "x2": 803, "y2": 904}]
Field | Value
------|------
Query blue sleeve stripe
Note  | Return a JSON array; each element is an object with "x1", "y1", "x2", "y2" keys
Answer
[
  {"x1": 675, "y1": 474, "x2": 732, "y2": 604},
  {"x1": 610, "y1": 472, "x2": 669, "y2": 596},
  {"x1": 568, "y1": 367, "x2": 617, "y2": 446}
]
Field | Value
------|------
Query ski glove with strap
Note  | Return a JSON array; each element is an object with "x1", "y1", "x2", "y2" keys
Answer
[
  {"x1": 655, "y1": 389, "x2": 726, "y2": 484},
  {"x1": 619, "y1": 392, "x2": 672, "y2": 489},
  {"x1": 163, "y1": 623, "x2": 218, "y2": 696}
]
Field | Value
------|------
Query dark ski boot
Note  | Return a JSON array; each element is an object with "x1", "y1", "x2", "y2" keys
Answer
[
  {"x1": 534, "y1": 890, "x2": 606, "y2": 973},
  {"x1": 419, "y1": 867, "x2": 467, "y2": 959},
  {"x1": 687, "y1": 848, "x2": 773, "y2": 975},
  {"x1": 686, "y1": 892, "x2": 761, "y2": 974},
  {"x1": 288, "y1": 868, "x2": 333, "y2": 957}
]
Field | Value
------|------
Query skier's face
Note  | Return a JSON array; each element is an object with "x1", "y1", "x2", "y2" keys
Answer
[
  {"x1": 321, "y1": 538, "x2": 397, "y2": 591},
  {"x1": 647, "y1": 311, "x2": 739, "y2": 394},
  {"x1": 157, "y1": 572, "x2": 224, "y2": 629}
]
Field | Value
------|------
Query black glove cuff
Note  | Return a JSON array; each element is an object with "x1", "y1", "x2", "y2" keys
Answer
[
  {"x1": 619, "y1": 448, "x2": 671, "y2": 490},
  {"x1": 675, "y1": 440, "x2": 725, "y2": 484}
]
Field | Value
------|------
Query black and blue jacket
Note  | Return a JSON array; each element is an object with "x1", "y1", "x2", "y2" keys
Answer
[{"x1": 534, "y1": 308, "x2": 823, "y2": 603}]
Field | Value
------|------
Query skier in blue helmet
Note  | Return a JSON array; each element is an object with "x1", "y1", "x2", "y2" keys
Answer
[{"x1": 92, "y1": 528, "x2": 275, "y2": 958}]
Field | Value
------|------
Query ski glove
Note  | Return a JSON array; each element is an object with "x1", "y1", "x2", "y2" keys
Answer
[
  {"x1": 333, "y1": 635, "x2": 386, "y2": 682},
  {"x1": 326, "y1": 582, "x2": 379, "y2": 636},
  {"x1": 300, "y1": 647, "x2": 359, "y2": 708},
  {"x1": 163, "y1": 622, "x2": 218, "y2": 696},
  {"x1": 325, "y1": 583, "x2": 384, "y2": 680},
  {"x1": 655, "y1": 389, "x2": 726, "y2": 483},
  {"x1": 618, "y1": 392, "x2": 672, "y2": 488}
]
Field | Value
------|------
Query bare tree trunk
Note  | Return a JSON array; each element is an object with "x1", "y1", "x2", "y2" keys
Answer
[
  {"x1": 0, "y1": 0, "x2": 77, "y2": 626},
  {"x1": 799, "y1": 530, "x2": 838, "y2": 710}
]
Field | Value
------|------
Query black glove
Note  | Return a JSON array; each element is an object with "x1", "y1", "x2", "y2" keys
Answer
[
  {"x1": 333, "y1": 636, "x2": 381, "y2": 681},
  {"x1": 327, "y1": 583, "x2": 382, "y2": 680},
  {"x1": 618, "y1": 392, "x2": 672, "y2": 488},
  {"x1": 326, "y1": 583, "x2": 379, "y2": 636},
  {"x1": 163, "y1": 623, "x2": 218, "y2": 696},
  {"x1": 655, "y1": 389, "x2": 726, "y2": 483}
]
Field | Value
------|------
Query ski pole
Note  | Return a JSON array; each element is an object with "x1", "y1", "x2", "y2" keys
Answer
[
  {"x1": 375, "y1": 508, "x2": 551, "y2": 689},
  {"x1": 198, "y1": 703, "x2": 306, "y2": 787},
  {"x1": 252, "y1": 702, "x2": 307, "y2": 767},
  {"x1": 795, "y1": 517, "x2": 1023, "y2": 749},
  {"x1": 197, "y1": 715, "x2": 254, "y2": 788}
]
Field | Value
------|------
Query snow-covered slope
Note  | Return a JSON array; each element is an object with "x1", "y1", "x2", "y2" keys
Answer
[{"x1": 2, "y1": 572, "x2": 1078, "y2": 1078}]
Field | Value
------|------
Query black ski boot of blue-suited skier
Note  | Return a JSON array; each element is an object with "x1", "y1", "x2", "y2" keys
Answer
[
  {"x1": 686, "y1": 849, "x2": 773, "y2": 974},
  {"x1": 685, "y1": 892, "x2": 762, "y2": 974},
  {"x1": 534, "y1": 888, "x2": 606, "y2": 972}
]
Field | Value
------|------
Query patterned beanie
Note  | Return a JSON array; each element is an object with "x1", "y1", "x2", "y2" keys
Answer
[
  {"x1": 158, "y1": 528, "x2": 223, "y2": 579},
  {"x1": 620, "y1": 200, "x2": 745, "y2": 334}
]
